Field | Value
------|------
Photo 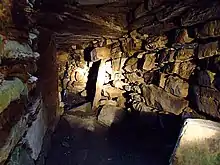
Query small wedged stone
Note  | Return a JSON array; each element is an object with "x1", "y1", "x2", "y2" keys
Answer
[
  {"x1": 175, "y1": 29, "x2": 194, "y2": 44},
  {"x1": 132, "y1": 101, "x2": 151, "y2": 112},
  {"x1": 142, "y1": 53, "x2": 156, "y2": 71},
  {"x1": 197, "y1": 41, "x2": 220, "y2": 59},
  {"x1": 141, "y1": 84, "x2": 188, "y2": 115}
]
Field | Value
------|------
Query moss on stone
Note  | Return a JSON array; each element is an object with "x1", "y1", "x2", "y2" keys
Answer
[
  {"x1": 173, "y1": 139, "x2": 220, "y2": 165},
  {"x1": 0, "y1": 78, "x2": 25, "y2": 113}
]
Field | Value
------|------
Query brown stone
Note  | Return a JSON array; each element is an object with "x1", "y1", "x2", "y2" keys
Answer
[
  {"x1": 197, "y1": 20, "x2": 220, "y2": 39},
  {"x1": 198, "y1": 41, "x2": 219, "y2": 59},
  {"x1": 117, "y1": 96, "x2": 126, "y2": 108},
  {"x1": 103, "y1": 84, "x2": 124, "y2": 99},
  {"x1": 145, "y1": 35, "x2": 168, "y2": 51},
  {"x1": 172, "y1": 61, "x2": 196, "y2": 79},
  {"x1": 90, "y1": 47, "x2": 111, "y2": 61},
  {"x1": 112, "y1": 58, "x2": 121, "y2": 72},
  {"x1": 92, "y1": 60, "x2": 106, "y2": 110},
  {"x1": 175, "y1": 48, "x2": 194, "y2": 62},
  {"x1": 192, "y1": 86, "x2": 220, "y2": 119},
  {"x1": 176, "y1": 29, "x2": 194, "y2": 43},
  {"x1": 124, "y1": 72, "x2": 145, "y2": 84},
  {"x1": 141, "y1": 84, "x2": 189, "y2": 115},
  {"x1": 142, "y1": 53, "x2": 156, "y2": 71},
  {"x1": 164, "y1": 76, "x2": 189, "y2": 97},
  {"x1": 123, "y1": 57, "x2": 138, "y2": 72},
  {"x1": 159, "y1": 73, "x2": 168, "y2": 88},
  {"x1": 57, "y1": 51, "x2": 69, "y2": 64}
]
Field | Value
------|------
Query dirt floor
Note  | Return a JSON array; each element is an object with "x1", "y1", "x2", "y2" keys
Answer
[{"x1": 45, "y1": 111, "x2": 181, "y2": 165}]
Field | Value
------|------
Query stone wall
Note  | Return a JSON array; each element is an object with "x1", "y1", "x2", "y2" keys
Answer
[
  {"x1": 0, "y1": 1, "x2": 60, "y2": 164},
  {"x1": 59, "y1": 17, "x2": 220, "y2": 123}
]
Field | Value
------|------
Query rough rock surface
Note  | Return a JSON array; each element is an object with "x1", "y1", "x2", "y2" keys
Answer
[
  {"x1": 164, "y1": 76, "x2": 189, "y2": 97},
  {"x1": 98, "y1": 105, "x2": 125, "y2": 127},
  {"x1": 197, "y1": 41, "x2": 219, "y2": 59},
  {"x1": 141, "y1": 84, "x2": 188, "y2": 115},
  {"x1": 192, "y1": 86, "x2": 220, "y2": 118}
]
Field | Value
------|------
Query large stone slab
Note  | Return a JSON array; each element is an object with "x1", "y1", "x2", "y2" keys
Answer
[
  {"x1": 170, "y1": 119, "x2": 220, "y2": 165},
  {"x1": 141, "y1": 84, "x2": 188, "y2": 115},
  {"x1": 23, "y1": 100, "x2": 47, "y2": 160}
]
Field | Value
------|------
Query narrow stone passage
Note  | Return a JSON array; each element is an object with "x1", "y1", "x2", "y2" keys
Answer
[{"x1": 46, "y1": 111, "x2": 181, "y2": 165}]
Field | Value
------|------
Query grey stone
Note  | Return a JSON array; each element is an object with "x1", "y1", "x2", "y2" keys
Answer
[
  {"x1": 124, "y1": 85, "x2": 131, "y2": 92},
  {"x1": 132, "y1": 102, "x2": 152, "y2": 112},
  {"x1": 181, "y1": 3, "x2": 220, "y2": 27},
  {"x1": 141, "y1": 84, "x2": 189, "y2": 115},
  {"x1": 98, "y1": 105, "x2": 125, "y2": 127},
  {"x1": 131, "y1": 85, "x2": 141, "y2": 94},
  {"x1": 24, "y1": 100, "x2": 47, "y2": 160},
  {"x1": 164, "y1": 76, "x2": 189, "y2": 97},
  {"x1": 0, "y1": 114, "x2": 29, "y2": 163},
  {"x1": 192, "y1": 85, "x2": 220, "y2": 119},
  {"x1": 7, "y1": 146, "x2": 35, "y2": 165}
]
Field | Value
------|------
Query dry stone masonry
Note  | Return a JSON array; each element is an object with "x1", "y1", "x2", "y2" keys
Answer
[
  {"x1": 57, "y1": 0, "x2": 220, "y2": 126},
  {"x1": 1, "y1": 0, "x2": 220, "y2": 164}
]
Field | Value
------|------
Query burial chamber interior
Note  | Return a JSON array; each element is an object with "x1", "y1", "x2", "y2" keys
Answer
[{"x1": 1, "y1": 0, "x2": 220, "y2": 165}]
